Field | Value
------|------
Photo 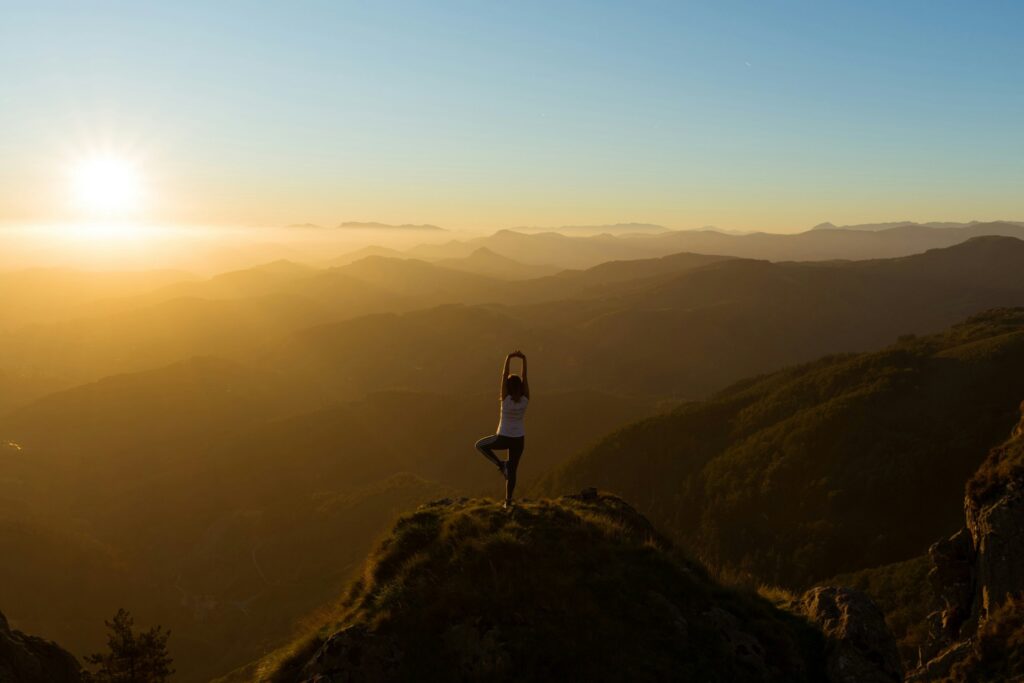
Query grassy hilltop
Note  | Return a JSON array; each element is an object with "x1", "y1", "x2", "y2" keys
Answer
[{"x1": 226, "y1": 493, "x2": 827, "y2": 683}]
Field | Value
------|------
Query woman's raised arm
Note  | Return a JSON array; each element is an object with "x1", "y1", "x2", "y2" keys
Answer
[{"x1": 499, "y1": 353, "x2": 512, "y2": 400}]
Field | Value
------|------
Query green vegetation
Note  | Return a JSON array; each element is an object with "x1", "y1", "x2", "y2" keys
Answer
[
  {"x1": 252, "y1": 493, "x2": 825, "y2": 683},
  {"x1": 538, "y1": 308, "x2": 1024, "y2": 587},
  {"x1": 83, "y1": 609, "x2": 173, "y2": 683},
  {"x1": 966, "y1": 407, "x2": 1024, "y2": 507}
]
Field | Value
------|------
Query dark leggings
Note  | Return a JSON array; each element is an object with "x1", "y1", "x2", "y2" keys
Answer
[{"x1": 475, "y1": 434, "x2": 524, "y2": 502}]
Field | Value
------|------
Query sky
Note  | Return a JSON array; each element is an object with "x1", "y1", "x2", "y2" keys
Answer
[{"x1": 1, "y1": 0, "x2": 1023, "y2": 233}]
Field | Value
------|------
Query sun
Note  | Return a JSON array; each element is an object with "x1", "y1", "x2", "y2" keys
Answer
[{"x1": 69, "y1": 155, "x2": 144, "y2": 215}]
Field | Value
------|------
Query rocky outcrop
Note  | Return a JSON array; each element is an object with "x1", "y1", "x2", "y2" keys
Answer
[
  {"x1": 799, "y1": 586, "x2": 902, "y2": 683},
  {"x1": 964, "y1": 469, "x2": 1024, "y2": 624},
  {"x1": 925, "y1": 529, "x2": 975, "y2": 645},
  {"x1": 0, "y1": 611, "x2": 82, "y2": 683},
  {"x1": 909, "y1": 401, "x2": 1024, "y2": 681}
]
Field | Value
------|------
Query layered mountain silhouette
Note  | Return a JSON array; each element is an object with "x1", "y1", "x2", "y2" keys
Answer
[
  {"x1": 399, "y1": 221, "x2": 1024, "y2": 266},
  {"x1": 269, "y1": 237, "x2": 1024, "y2": 399},
  {"x1": 8, "y1": 236, "x2": 1024, "y2": 399},
  {"x1": 434, "y1": 247, "x2": 561, "y2": 280},
  {"x1": 509, "y1": 222, "x2": 672, "y2": 235},
  {"x1": 6, "y1": 228, "x2": 1024, "y2": 681}
]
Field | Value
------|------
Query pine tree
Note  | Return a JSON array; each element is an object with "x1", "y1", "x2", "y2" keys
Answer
[{"x1": 84, "y1": 608, "x2": 174, "y2": 683}]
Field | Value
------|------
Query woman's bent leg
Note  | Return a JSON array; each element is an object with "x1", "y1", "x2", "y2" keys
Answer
[
  {"x1": 475, "y1": 434, "x2": 507, "y2": 470},
  {"x1": 505, "y1": 437, "x2": 524, "y2": 503}
]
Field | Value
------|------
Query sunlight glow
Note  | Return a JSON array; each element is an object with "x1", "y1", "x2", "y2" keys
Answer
[{"x1": 69, "y1": 155, "x2": 144, "y2": 215}]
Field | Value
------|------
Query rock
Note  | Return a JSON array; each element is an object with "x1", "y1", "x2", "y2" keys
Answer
[
  {"x1": 799, "y1": 586, "x2": 902, "y2": 683},
  {"x1": 926, "y1": 527, "x2": 975, "y2": 642},
  {"x1": 965, "y1": 480, "x2": 1024, "y2": 624},
  {"x1": 0, "y1": 611, "x2": 82, "y2": 683}
]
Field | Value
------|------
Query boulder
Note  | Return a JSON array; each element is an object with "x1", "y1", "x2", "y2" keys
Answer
[{"x1": 800, "y1": 586, "x2": 902, "y2": 683}]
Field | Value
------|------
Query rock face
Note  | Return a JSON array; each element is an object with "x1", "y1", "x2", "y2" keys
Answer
[
  {"x1": 0, "y1": 611, "x2": 82, "y2": 683},
  {"x1": 910, "y1": 401, "x2": 1024, "y2": 681},
  {"x1": 965, "y1": 471, "x2": 1024, "y2": 624},
  {"x1": 799, "y1": 586, "x2": 902, "y2": 683}
]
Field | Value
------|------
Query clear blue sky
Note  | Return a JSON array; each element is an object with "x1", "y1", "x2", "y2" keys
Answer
[{"x1": 2, "y1": 0, "x2": 1022, "y2": 231}]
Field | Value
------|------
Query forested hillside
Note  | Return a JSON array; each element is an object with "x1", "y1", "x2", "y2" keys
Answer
[{"x1": 537, "y1": 308, "x2": 1024, "y2": 586}]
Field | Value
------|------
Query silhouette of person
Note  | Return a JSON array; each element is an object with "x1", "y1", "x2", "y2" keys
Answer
[{"x1": 475, "y1": 350, "x2": 529, "y2": 509}]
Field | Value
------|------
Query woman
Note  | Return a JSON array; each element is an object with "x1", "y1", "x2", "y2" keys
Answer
[{"x1": 475, "y1": 350, "x2": 529, "y2": 509}]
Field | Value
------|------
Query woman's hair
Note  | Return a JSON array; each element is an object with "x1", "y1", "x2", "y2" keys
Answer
[{"x1": 506, "y1": 374, "x2": 524, "y2": 396}]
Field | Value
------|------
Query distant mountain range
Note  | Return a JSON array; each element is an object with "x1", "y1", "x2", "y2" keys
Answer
[
  {"x1": 7, "y1": 235, "x2": 1024, "y2": 401},
  {"x1": 810, "y1": 220, "x2": 1013, "y2": 232},
  {"x1": 322, "y1": 220, "x2": 1024, "y2": 269},
  {"x1": 509, "y1": 222, "x2": 672, "y2": 234},
  {"x1": 287, "y1": 221, "x2": 446, "y2": 231},
  {"x1": 433, "y1": 247, "x2": 561, "y2": 280},
  {"x1": 269, "y1": 236, "x2": 1024, "y2": 401}
]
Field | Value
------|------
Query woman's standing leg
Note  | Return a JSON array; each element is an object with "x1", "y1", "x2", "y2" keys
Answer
[{"x1": 505, "y1": 437, "x2": 524, "y2": 504}]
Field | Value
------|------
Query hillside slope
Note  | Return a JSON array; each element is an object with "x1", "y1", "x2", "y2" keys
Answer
[
  {"x1": 536, "y1": 308, "x2": 1024, "y2": 586},
  {"x1": 231, "y1": 492, "x2": 831, "y2": 683}
]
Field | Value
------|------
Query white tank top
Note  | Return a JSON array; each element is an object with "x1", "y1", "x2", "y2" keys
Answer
[{"x1": 497, "y1": 395, "x2": 528, "y2": 437}]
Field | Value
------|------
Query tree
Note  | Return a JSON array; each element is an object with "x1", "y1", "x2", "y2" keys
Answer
[{"x1": 84, "y1": 608, "x2": 174, "y2": 683}]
